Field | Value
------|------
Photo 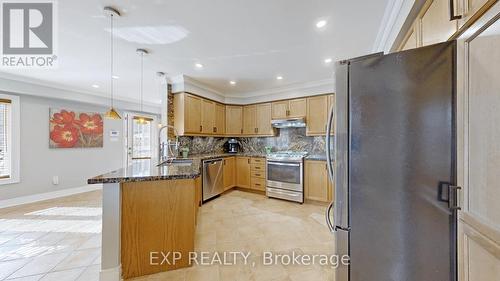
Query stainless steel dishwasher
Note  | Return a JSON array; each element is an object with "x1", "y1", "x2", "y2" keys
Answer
[{"x1": 202, "y1": 158, "x2": 224, "y2": 202}]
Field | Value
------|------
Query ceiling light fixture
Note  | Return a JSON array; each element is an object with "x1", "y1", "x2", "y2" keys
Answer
[
  {"x1": 136, "y1": 48, "x2": 149, "y2": 124},
  {"x1": 195, "y1": 63, "x2": 203, "y2": 69},
  {"x1": 316, "y1": 20, "x2": 327, "y2": 29},
  {"x1": 276, "y1": 76, "x2": 283, "y2": 80},
  {"x1": 229, "y1": 81, "x2": 236, "y2": 85},
  {"x1": 112, "y1": 75, "x2": 119, "y2": 79},
  {"x1": 324, "y1": 58, "x2": 332, "y2": 64},
  {"x1": 104, "y1": 6, "x2": 121, "y2": 120},
  {"x1": 92, "y1": 84, "x2": 100, "y2": 88}
]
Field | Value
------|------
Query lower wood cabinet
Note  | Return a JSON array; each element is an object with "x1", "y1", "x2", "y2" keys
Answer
[
  {"x1": 304, "y1": 160, "x2": 333, "y2": 203},
  {"x1": 236, "y1": 157, "x2": 251, "y2": 188},
  {"x1": 223, "y1": 157, "x2": 236, "y2": 191}
]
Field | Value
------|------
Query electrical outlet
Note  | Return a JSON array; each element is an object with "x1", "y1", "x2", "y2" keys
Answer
[{"x1": 52, "y1": 176, "x2": 59, "y2": 185}]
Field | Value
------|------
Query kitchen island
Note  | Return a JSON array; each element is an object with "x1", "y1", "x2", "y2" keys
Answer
[{"x1": 88, "y1": 159, "x2": 202, "y2": 281}]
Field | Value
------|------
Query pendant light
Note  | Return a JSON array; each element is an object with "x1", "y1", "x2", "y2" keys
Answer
[
  {"x1": 136, "y1": 48, "x2": 148, "y2": 124},
  {"x1": 104, "y1": 6, "x2": 121, "y2": 119}
]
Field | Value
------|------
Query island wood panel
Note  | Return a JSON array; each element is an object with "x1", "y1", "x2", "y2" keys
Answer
[{"x1": 121, "y1": 179, "x2": 196, "y2": 279}]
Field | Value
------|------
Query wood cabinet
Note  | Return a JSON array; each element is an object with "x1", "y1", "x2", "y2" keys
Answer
[
  {"x1": 225, "y1": 105, "x2": 243, "y2": 135},
  {"x1": 249, "y1": 157, "x2": 266, "y2": 191},
  {"x1": 421, "y1": 0, "x2": 459, "y2": 46},
  {"x1": 306, "y1": 95, "x2": 329, "y2": 136},
  {"x1": 201, "y1": 99, "x2": 215, "y2": 134},
  {"x1": 242, "y1": 105, "x2": 257, "y2": 135},
  {"x1": 304, "y1": 160, "x2": 333, "y2": 202},
  {"x1": 272, "y1": 98, "x2": 306, "y2": 119},
  {"x1": 215, "y1": 103, "x2": 225, "y2": 135},
  {"x1": 236, "y1": 157, "x2": 251, "y2": 188},
  {"x1": 174, "y1": 93, "x2": 202, "y2": 135},
  {"x1": 458, "y1": 27, "x2": 500, "y2": 281},
  {"x1": 256, "y1": 103, "x2": 274, "y2": 135},
  {"x1": 223, "y1": 157, "x2": 235, "y2": 191},
  {"x1": 401, "y1": 24, "x2": 418, "y2": 51}
]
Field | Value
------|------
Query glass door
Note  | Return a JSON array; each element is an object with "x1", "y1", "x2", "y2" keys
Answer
[{"x1": 125, "y1": 113, "x2": 158, "y2": 166}]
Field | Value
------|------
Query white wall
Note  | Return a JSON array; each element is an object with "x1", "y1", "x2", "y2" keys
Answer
[{"x1": 0, "y1": 93, "x2": 125, "y2": 200}]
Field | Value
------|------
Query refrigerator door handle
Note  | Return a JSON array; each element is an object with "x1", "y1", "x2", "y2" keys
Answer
[
  {"x1": 325, "y1": 201, "x2": 335, "y2": 233},
  {"x1": 325, "y1": 105, "x2": 335, "y2": 183}
]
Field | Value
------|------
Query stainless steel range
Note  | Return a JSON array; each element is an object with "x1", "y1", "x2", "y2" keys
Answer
[{"x1": 266, "y1": 151, "x2": 307, "y2": 203}]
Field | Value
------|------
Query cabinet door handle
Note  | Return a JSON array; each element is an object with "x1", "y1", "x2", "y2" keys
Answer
[
  {"x1": 240, "y1": 128, "x2": 243, "y2": 134},
  {"x1": 200, "y1": 125, "x2": 203, "y2": 132},
  {"x1": 213, "y1": 127, "x2": 216, "y2": 133},
  {"x1": 449, "y1": 0, "x2": 462, "y2": 20},
  {"x1": 247, "y1": 159, "x2": 250, "y2": 164}
]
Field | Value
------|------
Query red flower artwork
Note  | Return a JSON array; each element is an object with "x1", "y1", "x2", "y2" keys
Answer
[
  {"x1": 49, "y1": 109, "x2": 104, "y2": 148},
  {"x1": 75, "y1": 113, "x2": 103, "y2": 135}
]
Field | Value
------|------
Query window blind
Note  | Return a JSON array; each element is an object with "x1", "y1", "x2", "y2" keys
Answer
[{"x1": 0, "y1": 99, "x2": 11, "y2": 179}]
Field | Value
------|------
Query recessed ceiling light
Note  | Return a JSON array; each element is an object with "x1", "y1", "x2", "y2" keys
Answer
[
  {"x1": 229, "y1": 81, "x2": 236, "y2": 85},
  {"x1": 316, "y1": 20, "x2": 327, "y2": 29},
  {"x1": 195, "y1": 63, "x2": 203, "y2": 69},
  {"x1": 324, "y1": 58, "x2": 332, "y2": 64},
  {"x1": 276, "y1": 76, "x2": 283, "y2": 80},
  {"x1": 112, "y1": 75, "x2": 119, "y2": 79},
  {"x1": 92, "y1": 84, "x2": 99, "y2": 88}
]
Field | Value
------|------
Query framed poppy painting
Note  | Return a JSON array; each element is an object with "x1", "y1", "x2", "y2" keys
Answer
[{"x1": 49, "y1": 109, "x2": 104, "y2": 148}]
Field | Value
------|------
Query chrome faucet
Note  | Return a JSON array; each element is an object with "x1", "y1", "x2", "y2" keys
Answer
[{"x1": 158, "y1": 124, "x2": 179, "y2": 162}]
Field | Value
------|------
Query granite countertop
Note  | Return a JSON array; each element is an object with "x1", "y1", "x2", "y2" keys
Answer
[{"x1": 87, "y1": 152, "x2": 329, "y2": 184}]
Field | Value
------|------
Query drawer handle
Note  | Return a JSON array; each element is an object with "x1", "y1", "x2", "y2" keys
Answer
[
  {"x1": 255, "y1": 174, "x2": 261, "y2": 177},
  {"x1": 255, "y1": 183, "x2": 261, "y2": 186}
]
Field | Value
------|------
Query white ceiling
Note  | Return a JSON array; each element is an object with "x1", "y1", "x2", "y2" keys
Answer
[{"x1": 0, "y1": 0, "x2": 392, "y2": 106}]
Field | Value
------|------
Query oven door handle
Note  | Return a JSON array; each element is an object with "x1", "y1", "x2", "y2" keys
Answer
[{"x1": 267, "y1": 162, "x2": 301, "y2": 167}]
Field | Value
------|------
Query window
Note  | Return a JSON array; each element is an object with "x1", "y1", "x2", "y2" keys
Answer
[
  {"x1": 132, "y1": 117, "x2": 153, "y2": 159},
  {"x1": 0, "y1": 99, "x2": 12, "y2": 178},
  {"x1": 0, "y1": 94, "x2": 20, "y2": 185}
]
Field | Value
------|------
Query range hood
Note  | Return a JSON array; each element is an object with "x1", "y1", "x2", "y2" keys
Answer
[{"x1": 271, "y1": 117, "x2": 306, "y2": 128}]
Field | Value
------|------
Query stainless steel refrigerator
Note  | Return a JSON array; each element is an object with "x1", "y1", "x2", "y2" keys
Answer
[{"x1": 325, "y1": 41, "x2": 459, "y2": 281}]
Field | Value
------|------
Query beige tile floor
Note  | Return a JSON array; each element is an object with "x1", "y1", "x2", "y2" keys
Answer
[{"x1": 0, "y1": 189, "x2": 335, "y2": 281}]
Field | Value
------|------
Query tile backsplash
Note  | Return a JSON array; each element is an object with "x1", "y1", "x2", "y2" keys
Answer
[{"x1": 179, "y1": 128, "x2": 329, "y2": 156}]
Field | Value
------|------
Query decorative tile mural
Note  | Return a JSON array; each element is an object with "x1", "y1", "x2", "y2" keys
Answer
[{"x1": 49, "y1": 109, "x2": 104, "y2": 148}]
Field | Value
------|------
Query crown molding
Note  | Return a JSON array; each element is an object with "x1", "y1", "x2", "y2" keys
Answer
[
  {"x1": 0, "y1": 72, "x2": 161, "y2": 114},
  {"x1": 372, "y1": 0, "x2": 415, "y2": 53}
]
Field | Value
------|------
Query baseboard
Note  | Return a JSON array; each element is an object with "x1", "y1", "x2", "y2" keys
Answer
[
  {"x1": 0, "y1": 184, "x2": 103, "y2": 209},
  {"x1": 100, "y1": 265, "x2": 121, "y2": 281}
]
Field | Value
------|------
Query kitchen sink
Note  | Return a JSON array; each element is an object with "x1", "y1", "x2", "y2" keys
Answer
[{"x1": 157, "y1": 159, "x2": 193, "y2": 167}]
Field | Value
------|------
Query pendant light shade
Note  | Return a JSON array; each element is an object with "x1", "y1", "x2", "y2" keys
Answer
[{"x1": 104, "y1": 6, "x2": 121, "y2": 120}]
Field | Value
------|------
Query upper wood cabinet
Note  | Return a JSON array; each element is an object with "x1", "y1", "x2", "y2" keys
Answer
[
  {"x1": 201, "y1": 99, "x2": 215, "y2": 135},
  {"x1": 223, "y1": 157, "x2": 235, "y2": 191},
  {"x1": 304, "y1": 160, "x2": 333, "y2": 202},
  {"x1": 401, "y1": 24, "x2": 418, "y2": 51},
  {"x1": 215, "y1": 103, "x2": 225, "y2": 135},
  {"x1": 306, "y1": 95, "x2": 329, "y2": 136},
  {"x1": 242, "y1": 105, "x2": 257, "y2": 135},
  {"x1": 236, "y1": 157, "x2": 251, "y2": 188},
  {"x1": 271, "y1": 98, "x2": 306, "y2": 119},
  {"x1": 174, "y1": 93, "x2": 202, "y2": 135},
  {"x1": 421, "y1": 0, "x2": 459, "y2": 46},
  {"x1": 256, "y1": 103, "x2": 274, "y2": 135},
  {"x1": 225, "y1": 105, "x2": 243, "y2": 135}
]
